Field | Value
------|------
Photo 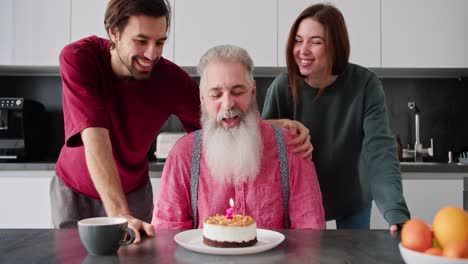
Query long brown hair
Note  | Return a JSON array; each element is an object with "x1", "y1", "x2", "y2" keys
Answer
[
  {"x1": 285, "y1": 3, "x2": 350, "y2": 103},
  {"x1": 104, "y1": 0, "x2": 171, "y2": 49}
]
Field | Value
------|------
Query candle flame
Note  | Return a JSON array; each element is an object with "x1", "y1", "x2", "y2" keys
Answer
[{"x1": 229, "y1": 198, "x2": 234, "y2": 207}]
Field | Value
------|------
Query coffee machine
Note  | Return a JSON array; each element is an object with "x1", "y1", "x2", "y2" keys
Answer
[{"x1": 0, "y1": 98, "x2": 45, "y2": 161}]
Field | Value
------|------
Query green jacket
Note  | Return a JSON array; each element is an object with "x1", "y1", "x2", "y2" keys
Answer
[{"x1": 262, "y1": 63, "x2": 410, "y2": 225}]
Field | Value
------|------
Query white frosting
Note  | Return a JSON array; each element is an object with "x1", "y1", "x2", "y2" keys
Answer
[{"x1": 203, "y1": 222, "x2": 257, "y2": 242}]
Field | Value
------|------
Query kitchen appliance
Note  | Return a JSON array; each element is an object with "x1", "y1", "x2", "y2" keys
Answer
[
  {"x1": 0, "y1": 98, "x2": 45, "y2": 161},
  {"x1": 154, "y1": 132, "x2": 186, "y2": 160}
]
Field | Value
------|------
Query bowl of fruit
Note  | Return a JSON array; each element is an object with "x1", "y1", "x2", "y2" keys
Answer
[
  {"x1": 399, "y1": 243, "x2": 468, "y2": 264},
  {"x1": 399, "y1": 206, "x2": 468, "y2": 263}
]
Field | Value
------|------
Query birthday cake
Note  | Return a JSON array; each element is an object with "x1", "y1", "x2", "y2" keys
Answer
[{"x1": 203, "y1": 214, "x2": 257, "y2": 247}]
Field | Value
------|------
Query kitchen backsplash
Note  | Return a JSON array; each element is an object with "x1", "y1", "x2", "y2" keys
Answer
[
  {"x1": 0, "y1": 74, "x2": 466, "y2": 162},
  {"x1": 382, "y1": 77, "x2": 468, "y2": 162}
]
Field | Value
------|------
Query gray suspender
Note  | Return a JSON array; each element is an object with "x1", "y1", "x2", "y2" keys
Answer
[
  {"x1": 273, "y1": 125, "x2": 291, "y2": 229},
  {"x1": 190, "y1": 130, "x2": 202, "y2": 229},
  {"x1": 190, "y1": 125, "x2": 290, "y2": 229}
]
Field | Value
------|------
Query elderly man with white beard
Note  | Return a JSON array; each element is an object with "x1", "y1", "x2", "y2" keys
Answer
[{"x1": 152, "y1": 45, "x2": 325, "y2": 229}]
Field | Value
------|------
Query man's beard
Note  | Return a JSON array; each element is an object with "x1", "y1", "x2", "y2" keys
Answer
[
  {"x1": 116, "y1": 47, "x2": 157, "y2": 80},
  {"x1": 201, "y1": 103, "x2": 263, "y2": 185}
]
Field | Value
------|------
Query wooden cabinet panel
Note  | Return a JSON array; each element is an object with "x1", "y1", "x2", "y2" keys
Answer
[
  {"x1": 13, "y1": 0, "x2": 70, "y2": 65},
  {"x1": 150, "y1": 174, "x2": 161, "y2": 199},
  {"x1": 0, "y1": 0, "x2": 14, "y2": 64},
  {"x1": 382, "y1": 0, "x2": 466, "y2": 68},
  {"x1": 1, "y1": 0, "x2": 465, "y2": 68},
  {"x1": 0, "y1": 172, "x2": 52, "y2": 228},
  {"x1": 465, "y1": 1, "x2": 468, "y2": 67},
  {"x1": 70, "y1": 0, "x2": 175, "y2": 62},
  {"x1": 174, "y1": 0, "x2": 277, "y2": 66},
  {"x1": 70, "y1": 0, "x2": 108, "y2": 42},
  {"x1": 278, "y1": 0, "x2": 380, "y2": 68},
  {"x1": 370, "y1": 177, "x2": 463, "y2": 229},
  {"x1": 0, "y1": 171, "x2": 161, "y2": 228}
]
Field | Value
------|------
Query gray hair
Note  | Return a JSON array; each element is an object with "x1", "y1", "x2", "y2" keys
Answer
[{"x1": 197, "y1": 45, "x2": 254, "y2": 90}]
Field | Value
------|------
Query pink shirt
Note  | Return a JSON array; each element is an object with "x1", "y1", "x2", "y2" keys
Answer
[{"x1": 152, "y1": 119, "x2": 325, "y2": 229}]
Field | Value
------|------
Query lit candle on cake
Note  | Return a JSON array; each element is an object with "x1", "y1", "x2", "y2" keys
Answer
[{"x1": 226, "y1": 198, "x2": 234, "y2": 220}]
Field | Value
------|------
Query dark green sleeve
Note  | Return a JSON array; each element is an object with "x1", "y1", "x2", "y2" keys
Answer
[
  {"x1": 261, "y1": 73, "x2": 292, "y2": 119},
  {"x1": 362, "y1": 75, "x2": 411, "y2": 225}
]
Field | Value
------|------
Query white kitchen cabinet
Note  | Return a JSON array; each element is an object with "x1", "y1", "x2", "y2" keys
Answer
[
  {"x1": 150, "y1": 173, "x2": 161, "y2": 198},
  {"x1": 370, "y1": 176, "x2": 464, "y2": 229},
  {"x1": 0, "y1": 171, "x2": 161, "y2": 228},
  {"x1": 10, "y1": 0, "x2": 71, "y2": 66},
  {"x1": 382, "y1": 0, "x2": 466, "y2": 68},
  {"x1": 0, "y1": 0, "x2": 14, "y2": 64},
  {"x1": 0, "y1": 172, "x2": 53, "y2": 228},
  {"x1": 278, "y1": 0, "x2": 381, "y2": 68},
  {"x1": 173, "y1": 0, "x2": 277, "y2": 67},
  {"x1": 70, "y1": 0, "x2": 175, "y2": 61},
  {"x1": 70, "y1": 0, "x2": 108, "y2": 42},
  {"x1": 465, "y1": 1, "x2": 468, "y2": 67}
]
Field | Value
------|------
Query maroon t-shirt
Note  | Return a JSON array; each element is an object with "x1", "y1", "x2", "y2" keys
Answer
[{"x1": 55, "y1": 36, "x2": 201, "y2": 199}]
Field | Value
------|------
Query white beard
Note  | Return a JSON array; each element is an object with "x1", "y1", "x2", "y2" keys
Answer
[{"x1": 201, "y1": 104, "x2": 263, "y2": 185}]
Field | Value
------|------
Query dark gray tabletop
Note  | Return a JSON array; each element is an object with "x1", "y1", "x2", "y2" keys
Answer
[{"x1": 0, "y1": 229, "x2": 404, "y2": 264}]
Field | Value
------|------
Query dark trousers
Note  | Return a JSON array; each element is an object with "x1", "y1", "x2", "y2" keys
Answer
[
  {"x1": 335, "y1": 203, "x2": 372, "y2": 229},
  {"x1": 50, "y1": 174, "x2": 153, "y2": 228}
]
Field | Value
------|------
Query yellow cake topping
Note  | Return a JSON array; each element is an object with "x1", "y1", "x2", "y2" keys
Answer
[{"x1": 204, "y1": 214, "x2": 255, "y2": 226}]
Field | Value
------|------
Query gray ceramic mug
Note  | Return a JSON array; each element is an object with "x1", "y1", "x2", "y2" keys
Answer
[{"x1": 78, "y1": 217, "x2": 135, "y2": 255}]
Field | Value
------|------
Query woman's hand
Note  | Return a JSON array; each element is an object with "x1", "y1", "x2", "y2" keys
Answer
[
  {"x1": 270, "y1": 119, "x2": 313, "y2": 159},
  {"x1": 389, "y1": 223, "x2": 403, "y2": 233}
]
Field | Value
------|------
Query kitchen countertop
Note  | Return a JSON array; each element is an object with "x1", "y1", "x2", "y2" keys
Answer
[
  {"x1": 0, "y1": 161, "x2": 466, "y2": 174},
  {"x1": 0, "y1": 229, "x2": 404, "y2": 264},
  {"x1": 2, "y1": 65, "x2": 468, "y2": 78},
  {"x1": 399, "y1": 162, "x2": 468, "y2": 173},
  {"x1": 0, "y1": 162, "x2": 164, "y2": 172}
]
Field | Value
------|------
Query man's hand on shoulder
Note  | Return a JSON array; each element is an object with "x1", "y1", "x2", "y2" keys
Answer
[{"x1": 265, "y1": 119, "x2": 313, "y2": 159}]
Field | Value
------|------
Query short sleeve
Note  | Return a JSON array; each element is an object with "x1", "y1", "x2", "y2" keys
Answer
[{"x1": 59, "y1": 41, "x2": 110, "y2": 147}]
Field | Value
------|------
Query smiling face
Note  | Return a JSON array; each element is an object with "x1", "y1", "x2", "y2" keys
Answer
[
  {"x1": 293, "y1": 17, "x2": 329, "y2": 82},
  {"x1": 109, "y1": 15, "x2": 167, "y2": 80},
  {"x1": 200, "y1": 59, "x2": 262, "y2": 185},
  {"x1": 200, "y1": 61, "x2": 256, "y2": 129}
]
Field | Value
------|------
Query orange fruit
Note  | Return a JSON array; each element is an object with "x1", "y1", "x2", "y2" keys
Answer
[
  {"x1": 401, "y1": 218, "x2": 433, "y2": 252},
  {"x1": 442, "y1": 240, "x2": 468, "y2": 259},
  {"x1": 432, "y1": 206, "x2": 468, "y2": 249},
  {"x1": 424, "y1": 247, "x2": 443, "y2": 256}
]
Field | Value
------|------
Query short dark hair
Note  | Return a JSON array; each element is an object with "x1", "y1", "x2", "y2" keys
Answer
[
  {"x1": 285, "y1": 3, "x2": 350, "y2": 103},
  {"x1": 104, "y1": 0, "x2": 171, "y2": 49}
]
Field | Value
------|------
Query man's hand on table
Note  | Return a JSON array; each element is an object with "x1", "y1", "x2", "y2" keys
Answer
[{"x1": 120, "y1": 214, "x2": 155, "y2": 243}]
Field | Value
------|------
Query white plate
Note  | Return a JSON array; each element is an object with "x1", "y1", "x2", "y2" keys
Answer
[
  {"x1": 174, "y1": 229, "x2": 285, "y2": 255},
  {"x1": 399, "y1": 243, "x2": 468, "y2": 264}
]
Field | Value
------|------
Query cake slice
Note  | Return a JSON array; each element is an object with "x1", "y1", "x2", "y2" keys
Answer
[{"x1": 203, "y1": 214, "x2": 257, "y2": 247}]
